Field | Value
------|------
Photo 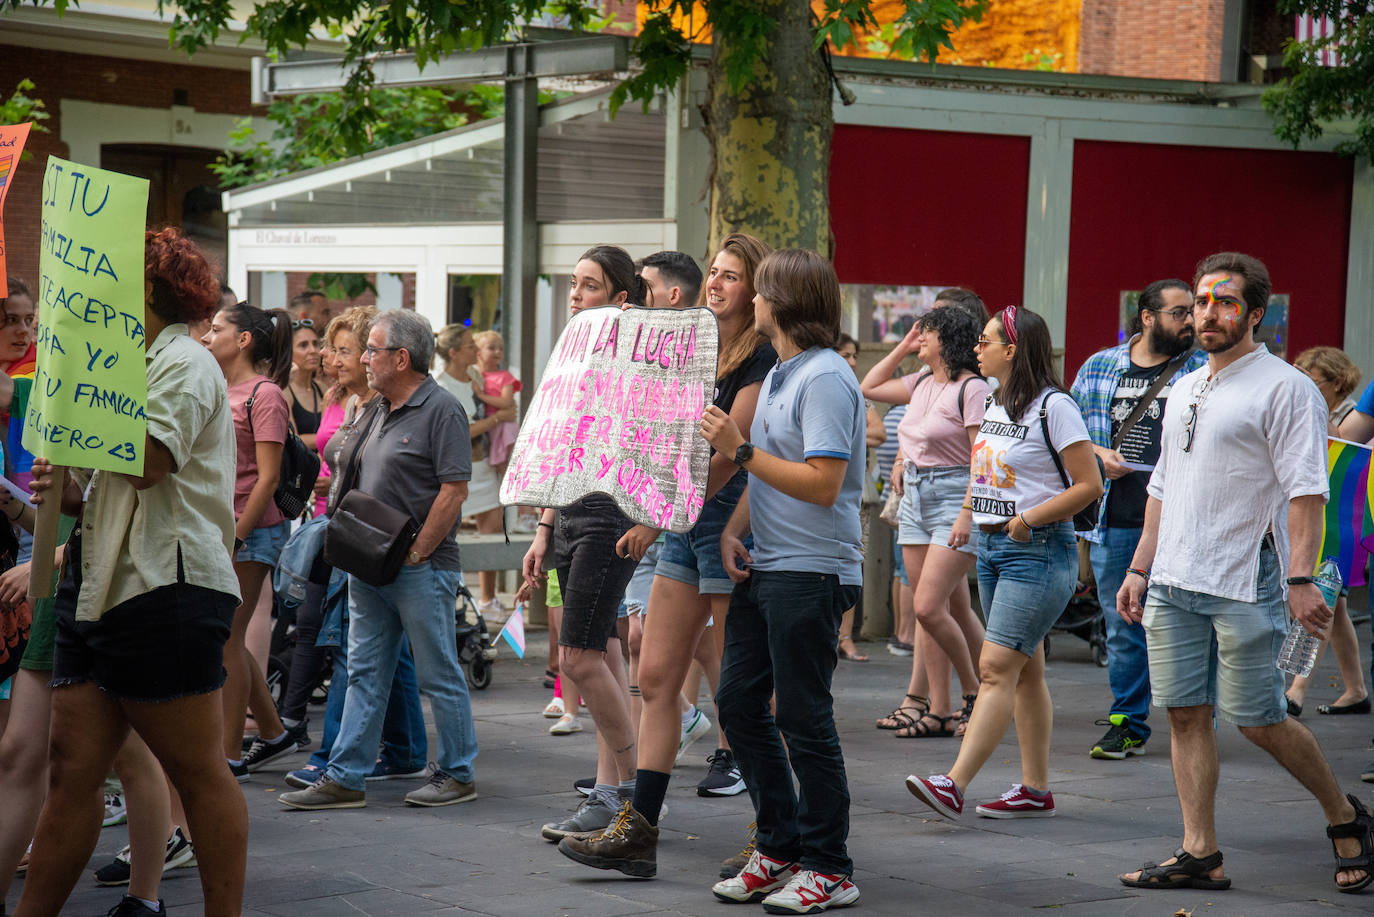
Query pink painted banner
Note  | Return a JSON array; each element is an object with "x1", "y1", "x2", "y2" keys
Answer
[
  {"x1": 500, "y1": 305, "x2": 719, "y2": 533},
  {"x1": 0, "y1": 122, "x2": 34, "y2": 284}
]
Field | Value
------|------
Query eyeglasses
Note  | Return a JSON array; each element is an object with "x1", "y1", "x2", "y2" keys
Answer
[
  {"x1": 1181, "y1": 377, "x2": 1213, "y2": 453},
  {"x1": 1145, "y1": 306, "x2": 1193, "y2": 322},
  {"x1": 975, "y1": 336, "x2": 1006, "y2": 349},
  {"x1": 292, "y1": 318, "x2": 314, "y2": 329},
  {"x1": 364, "y1": 345, "x2": 401, "y2": 357}
]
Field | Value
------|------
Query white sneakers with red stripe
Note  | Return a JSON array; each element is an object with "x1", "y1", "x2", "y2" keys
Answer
[{"x1": 760, "y1": 869, "x2": 860, "y2": 914}]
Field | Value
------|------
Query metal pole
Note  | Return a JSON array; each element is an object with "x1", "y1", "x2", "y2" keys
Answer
[{"x1": 503, "y1": 48, "x2": 540, "y2": 415}]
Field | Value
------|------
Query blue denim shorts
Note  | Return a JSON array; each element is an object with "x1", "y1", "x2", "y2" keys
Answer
[
  {"x1": 237, "y1": 520, "x2": 291, "y2": 567},
  {"x1": 898, "y1": 465, "x2": 976, "y2": 556},
  {"x1": 1142, "y1": 541, "x2": 1287, "y2": 726},
  {"x1": 892, "y1": 532, "x2": 908, "y2": 587},
  {"x1": 621, "y1": 542, "x2": 662, "y2": 616},
  {"x1": 657, "y1": 472, "x2": 747, "y2": 596},
  {"x1": 978, "y1": 522, "x2": 1078, "y2": 656}
]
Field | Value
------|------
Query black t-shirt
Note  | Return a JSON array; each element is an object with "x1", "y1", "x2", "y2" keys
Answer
[
  {"x1": 715, "y1": 341, "x2": 777, "y2": 415},
  {"x1": 1103, "y1": 358, "x2": 1176, "y2": 528}
]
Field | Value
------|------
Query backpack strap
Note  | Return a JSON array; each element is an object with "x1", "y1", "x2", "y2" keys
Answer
[
  {"x1": 1039, "y1": 392, "x2": 1073, "y2": 491},
  {"x1": 956, "y1": 375, "x2": 981, "y2": 421},
  {"x1": 244, "y1": 380, "x2": 267, "y2": 439}
]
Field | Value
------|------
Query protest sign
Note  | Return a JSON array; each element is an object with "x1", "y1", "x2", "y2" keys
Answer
[
  {"x1": 500, "y1": 306, "x2": 719, "y2": 533},
  {"x1": 22, "y1": 156, "x2": 149, "y2": 475},
  {"x1": 0, "y1": 122, "x2": 34, "y2": 283}
]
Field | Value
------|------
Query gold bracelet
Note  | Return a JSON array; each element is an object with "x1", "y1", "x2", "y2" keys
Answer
[{"x1": 961, "y1": 504, "x2": 973, "y2": 510}]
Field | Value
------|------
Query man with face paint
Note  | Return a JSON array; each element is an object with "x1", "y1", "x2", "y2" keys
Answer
[
  {"x1": 1070, "y1": 280, "x2": 1206, "y2": 761},
  {"x1": 1116, "y1": 252, "x2": 1373, "y2": 894}
]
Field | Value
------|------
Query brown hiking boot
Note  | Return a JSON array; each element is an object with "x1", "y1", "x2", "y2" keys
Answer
[
  {"x1": 718, "y1": 821, "x2": 758, "y2": 878},
  {"x1": 557, "y1": 799, "x2": 657, "y2": 878}
]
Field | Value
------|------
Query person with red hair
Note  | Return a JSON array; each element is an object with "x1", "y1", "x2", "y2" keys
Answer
[{"x1": 15, "y1": 228, "x2": 247, "y2": 917}]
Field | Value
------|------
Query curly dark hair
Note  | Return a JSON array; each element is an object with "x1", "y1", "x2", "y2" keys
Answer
[
  {"x1": 917, "y1": 303, "x2": 981, "y2": 379},
  {"x1": 145, "y1": 227, "x2": 219, "y2": 325}
]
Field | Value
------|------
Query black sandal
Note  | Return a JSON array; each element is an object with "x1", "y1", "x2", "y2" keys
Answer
[
  {"x1": 876, "y1": 694, "x2": 929, "y2": 731},
  {"x1": 1119, "y1": 848, "x2": 1231, "y2": 890},
  {"x1": 895, "y1": 713, "x2": 958, "y2": 739},
  {"x1": 1327, "y1": 792, "x2": 1374, "y2": 894},
  {"x1": 954, "y1": 693, "x2": 977, "y2": 737}
]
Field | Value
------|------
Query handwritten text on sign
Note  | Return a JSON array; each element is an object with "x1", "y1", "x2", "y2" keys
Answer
[
  {"x1": 500, "y1": 306, "x2": 719, "y2": 533},
  {"x1": 22, "y1": 157, "x2": 150, "y2": 474}
]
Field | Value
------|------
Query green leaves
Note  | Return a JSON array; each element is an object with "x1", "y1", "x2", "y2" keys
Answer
[{"x1": 0, "y1": 78, "x2": 50, "y2": 159}]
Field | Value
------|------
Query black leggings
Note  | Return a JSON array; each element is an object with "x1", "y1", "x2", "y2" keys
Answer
[{"x1": 280, "y1": 581, "x2": 329, "y2": 722}]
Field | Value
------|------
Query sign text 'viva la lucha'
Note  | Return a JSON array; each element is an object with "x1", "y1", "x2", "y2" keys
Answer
[{"x1": 500, "y1": 306, "x2": 719, "y2": 533}]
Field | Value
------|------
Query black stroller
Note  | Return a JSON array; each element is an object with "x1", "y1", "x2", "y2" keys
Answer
[
  {"x1": 1043, "y1": 540, "x2": 1107, "y2": 667},
  {"x1": 455, "y1": 581, "x2": 498, "y2": 690}
]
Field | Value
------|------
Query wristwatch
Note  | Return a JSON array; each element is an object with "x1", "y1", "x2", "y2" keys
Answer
[
  {"x1": 1285, "y1": 576, "x2": 1315, "y2": 586},
  {"x1": 732, "y1": 442, "x2": 755, "y2": 466},
  {"x1": 408, "y1": 550, "x2": 426, "y2": 565}
]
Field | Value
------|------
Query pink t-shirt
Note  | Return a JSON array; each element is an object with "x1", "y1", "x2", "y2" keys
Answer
[
  {"x1": 229, "y1": 375, "x2": 288, "y2": 527},
  {"x1": 897, "y1": 371, "x2": 991, "y2": 468},
  {"x1": 312, "y1": 400, "x2": 345, "y2": 515},
  {"x1": 481, "y1": 369, "x2": 521, "y2": 398}
]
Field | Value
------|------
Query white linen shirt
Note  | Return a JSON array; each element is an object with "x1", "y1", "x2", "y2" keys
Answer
[{"x1": 1147, "y1": 345, "x2": 1328, "y2": 603}]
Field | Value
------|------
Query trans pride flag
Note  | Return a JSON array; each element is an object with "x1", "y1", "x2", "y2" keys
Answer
[{"x1": 1320, "y1": 438, "x2": 1374, "y2": 587}]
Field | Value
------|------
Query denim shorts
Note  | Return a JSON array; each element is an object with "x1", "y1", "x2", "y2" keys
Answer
[
  {"x1": 237, "y1": 520, "x2": 291, "y2": 567},
  {"x1": 1142, "y1": 541, "x2": 1287, "y2": 726},
  {"x1": 555, "y1": 495, "x2": 638, "y2": 652},
  {"x1": 898, "y1": 465, "x2": 976, "y2": 556},
  {"x1": 657, "y1": 472, "x2": 747, "y2": 595},
  {"x1": 621, "y1": 542, "x2": 662, "y2": 616},
  {"x1": 978, "y1": 522, "x2": 1078, "y2": 656},
  {"x1": 892, "y1": 532, "x2": 908, "y2": 586}
]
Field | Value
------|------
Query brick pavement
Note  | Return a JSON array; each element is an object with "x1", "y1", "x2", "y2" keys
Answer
[{"x1": 26, "y1": 624, "x2": 1374, "y2": 917}]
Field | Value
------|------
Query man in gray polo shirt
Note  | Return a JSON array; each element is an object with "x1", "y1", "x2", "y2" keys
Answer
[{"x1": 280, "y1": 309, "x2": 479, "y2": 810}]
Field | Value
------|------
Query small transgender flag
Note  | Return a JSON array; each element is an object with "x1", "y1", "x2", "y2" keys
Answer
[{"x1": 497, "y1": 602, "x2": 526, "y2": 659}]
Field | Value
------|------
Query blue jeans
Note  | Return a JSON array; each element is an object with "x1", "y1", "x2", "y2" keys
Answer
[
  {"x1": 1090, "y1": 527, "x2": 1151, "y2": 740},
  {"x1": 978, "y1": 522, "x2": 1078, "y2": 656},
  {"x1": 717, "y1": 571, "x2": 861, "y2": 877},
  {"x1": 326, "y1": 564, "x2": 477, "y2": 791},
  {"x1": 308, "y1": 628, "x2": 427, "y2": 772}
]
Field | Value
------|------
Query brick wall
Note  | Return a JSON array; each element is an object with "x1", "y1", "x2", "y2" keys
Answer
[
  {"x1": 1078, "y1": 0, "x2": 1228, "y2": 81},
  {"x1": 1, "y1": 42, "x2": 252, "y2": 284}
]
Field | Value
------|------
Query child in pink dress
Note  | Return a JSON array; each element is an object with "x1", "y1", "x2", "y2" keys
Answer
[{"x1": 474, "y1": 330, "x2": 520, "y2": 468}]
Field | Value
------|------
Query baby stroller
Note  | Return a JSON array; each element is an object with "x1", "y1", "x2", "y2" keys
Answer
[{"x1": 455, "y1": 581, "x2": 498, "y2": 690}]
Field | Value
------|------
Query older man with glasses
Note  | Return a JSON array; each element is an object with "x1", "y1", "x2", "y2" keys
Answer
[
  {"x1": 1069, "y1": 279, "x2": 1206, "y2": 761},
  {"x1": 1115, "y1": 252, "x2": 1372, "y2": 895}
]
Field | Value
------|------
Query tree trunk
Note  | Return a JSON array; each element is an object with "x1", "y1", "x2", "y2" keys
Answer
[{"x1": 704, "y1": 0, "x2": 833, "y2": 256}]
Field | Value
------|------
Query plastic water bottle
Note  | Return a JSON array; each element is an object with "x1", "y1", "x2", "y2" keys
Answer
[{"x1": 1276, "y1": 559, "x2": 1341, "y2": 677}]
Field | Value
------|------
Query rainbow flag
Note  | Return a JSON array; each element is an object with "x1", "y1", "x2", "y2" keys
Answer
[{"x1": 1320, "y1": 438, "x2": 1374, "y2": 587}]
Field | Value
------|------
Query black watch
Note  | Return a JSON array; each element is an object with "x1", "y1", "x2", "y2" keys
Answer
[
  {"x1": 732, "y1": 442, "x2": 755, "y2": 466},
  {"x1": 1285, "y1": 576, "x2": 1315, "y2": 586}
]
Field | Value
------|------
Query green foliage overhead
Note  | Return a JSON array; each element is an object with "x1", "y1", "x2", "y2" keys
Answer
[
  {"x1": 0, "y1": 79, "x2": 51, "y2": 159},
  {"x1": 1263, "y1": 1, "x2": 1374, "y2": 160}
]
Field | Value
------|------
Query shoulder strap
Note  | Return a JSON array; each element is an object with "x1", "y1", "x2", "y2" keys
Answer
[
  {"x1": 244, "y1": 380, "x2": 267, "y2": 439},
  {"x1": 1039, "y1": 392, "x2": 1073, "y2": 490},
  {"x1": 1109, "y1": 350, "x2": 1192, "y2": 452},
  {"x1": 956, "y1": 375, "x2": 978, "y2": 421}
]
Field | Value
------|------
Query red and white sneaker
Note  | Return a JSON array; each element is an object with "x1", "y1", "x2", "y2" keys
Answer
[
  {"x1": 975, "y1": 783, "x2": 1056, "y2": 818},
  {"x1": 712, "y1": 850, "x2": 801, "y2": 903},
  {"x1": 761, "y1": 870, "x2": 860, "y2": 914},
  {"x1": 905, "y1": 773, "x2": 963, "y2": 820}
]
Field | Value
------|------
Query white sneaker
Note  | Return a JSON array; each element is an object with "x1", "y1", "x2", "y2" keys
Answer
[
  {"x1": 760, "y1": 869, "x2": 860, "y2": 913},
  {"x1": 543, "y1": 696, "x2": 565, "y2": 718},
  {"x1": 549, "y1": 715, "x2": 582, "y2": 735},
  {"x1": 479, "y1": 597, "x2": 504, "y2": 617},
  {"x1": 712, "y1": 850, "x2": 800, "y2": 903},
  {"x1": 677, "y1": 708, "x2": 712, "y2": 763},
  {"x1": 102, "y1": 792, "x2": 127, "y2": 827}
]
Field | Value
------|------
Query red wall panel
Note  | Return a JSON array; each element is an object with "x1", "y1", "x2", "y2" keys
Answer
[
  {"x1": 830, "y1": 125, "x2": 1029, "y2": 314},
  {"x1": 1066, "y1": 140, "x2": 1353, "y2": 377}
]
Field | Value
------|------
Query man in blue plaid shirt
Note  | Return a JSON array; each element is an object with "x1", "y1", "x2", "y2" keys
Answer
[{"x1": 1070, "y1": 279, "x2": 1207, "y2": 760}]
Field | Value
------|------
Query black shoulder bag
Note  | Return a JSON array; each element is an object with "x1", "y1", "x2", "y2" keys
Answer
[
  {"x1": 1039, "y1": 393, "x2": 1105, "y2": 533},
  {"x1": 246, "y1": 381, "x2": 322, "y2": 519},
  {"x1": 322, "y1": 398, "x2": 419, "y2": 587}
]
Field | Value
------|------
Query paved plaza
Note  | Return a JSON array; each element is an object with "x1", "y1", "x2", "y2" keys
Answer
[{"x1": 28, "y1": 621, "x2": 1374, "y2": 917}]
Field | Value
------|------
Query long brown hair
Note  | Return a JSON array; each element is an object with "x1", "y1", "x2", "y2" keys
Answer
[
  {"x1": 990, "y1": 306, "x2": 1067, "y2": 423},
  {"x1": 708, "y1": 232, "x2": 772, "y2": 379}
]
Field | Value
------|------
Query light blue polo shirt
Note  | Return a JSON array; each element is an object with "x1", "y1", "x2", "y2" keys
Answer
[{"x1": 747, "y1": 347, "x2": 864, "y2": 585}]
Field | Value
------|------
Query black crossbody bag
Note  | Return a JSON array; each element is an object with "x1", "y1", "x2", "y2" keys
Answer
[{"x1": 246, "y1": 381, "x2": 322, "y2": 519}]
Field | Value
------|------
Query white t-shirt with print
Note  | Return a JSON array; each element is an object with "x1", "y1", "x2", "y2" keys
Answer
[{"x1": 970, "y1": 388, "x2": 1091, "y2": 526}]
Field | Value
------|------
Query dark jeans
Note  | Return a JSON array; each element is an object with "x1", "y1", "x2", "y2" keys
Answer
[
  {"x1": 716, "y1": 570, "x2": 860, "y2": 876},
  {"x1": 281, "y1": 581, "x2": 328, "y2": 723},
  {"x1": 555, "y1": 495, "x2": 638, "y2": 652}
]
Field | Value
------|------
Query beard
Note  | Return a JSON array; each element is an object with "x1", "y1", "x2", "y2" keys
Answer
[
  {"x1": 1195, "y1": 320, "x2": 1248, "y2": 354},
  {"x1": 1148, "y1": 323, "x2": 1195, "y2": 358}
]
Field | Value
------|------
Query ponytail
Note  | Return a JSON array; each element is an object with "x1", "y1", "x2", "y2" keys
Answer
[{"x1": 225, "y1": 302, "x2": 294, "y2": 388}]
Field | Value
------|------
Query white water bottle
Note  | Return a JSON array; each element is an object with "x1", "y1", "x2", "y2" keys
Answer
[{"x1": 1276, "y1": 559, "x2": 1341, "y2": 677}]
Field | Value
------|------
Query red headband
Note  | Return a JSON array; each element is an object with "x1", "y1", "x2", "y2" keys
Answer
[{"x1": 1000, "y1": 305, "x2": 1018, "y2": 346}]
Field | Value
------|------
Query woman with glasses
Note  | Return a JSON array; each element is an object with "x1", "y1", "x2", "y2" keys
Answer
[
  {"x1": 861, "y1": 306, "x2": 990, "y2": 737},
  {"x1": 907, "y1": 305, "x2": 1102, "y2": 820},
  {"x1": 1286, "y1": 347, "x2": 1368, "y2": 717},
  {"x1": 284, "y1": 318, "x2": 326, "y2": 452}
]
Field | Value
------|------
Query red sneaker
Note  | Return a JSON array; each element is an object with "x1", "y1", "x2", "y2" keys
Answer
[
  {"x1": 975, "y1": 783, "x2": 1056, "y2": 818},
  {"x1": 761, "y1": 870, "x2": 860, "y2": 914},
  {"x1": 905, "y1": 773, "x2": 963, "y2": 820},
  {"x1": 712, "y1": 850, "x2": 801, "y2": 903}
]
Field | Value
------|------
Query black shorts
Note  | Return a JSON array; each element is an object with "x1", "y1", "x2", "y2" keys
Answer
[
  {"x1": 554, "y1": 495, "x2": 638, "y2": 652},
  {"x1": 52, "y1": 553, "x2": 237, "y2": 703}
]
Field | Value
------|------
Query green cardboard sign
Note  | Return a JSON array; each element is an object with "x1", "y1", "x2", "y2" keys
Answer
[{"x1": 23, "y1": 157, "x2": 150, "y2": 474}]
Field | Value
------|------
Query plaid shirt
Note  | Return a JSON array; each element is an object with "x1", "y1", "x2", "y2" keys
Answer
[{"x1": 1069, "y1": 336, "x2": 1208, "y2": 541}]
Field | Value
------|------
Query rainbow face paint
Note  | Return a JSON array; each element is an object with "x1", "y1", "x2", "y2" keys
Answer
[{"x1": 1204, "y1": 274, "x2": 1245, "y2": 324}]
